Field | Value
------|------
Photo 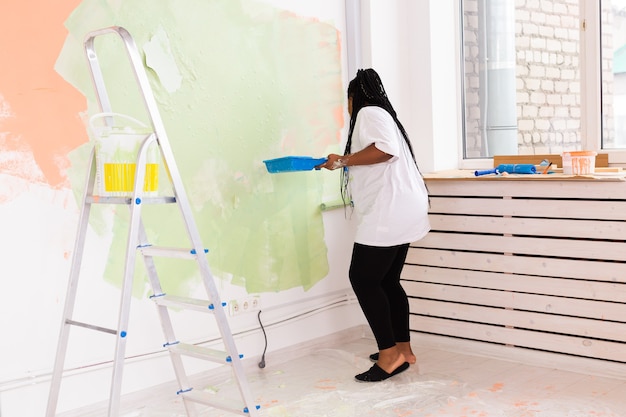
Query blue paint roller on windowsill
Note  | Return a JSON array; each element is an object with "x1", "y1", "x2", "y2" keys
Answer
[{"x1": 474, "y1": 164, "x2": 537, "y2": 176}]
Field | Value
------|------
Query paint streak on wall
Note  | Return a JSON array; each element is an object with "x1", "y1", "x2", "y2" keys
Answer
[
  {"x1": 0, "y1": 0, "x2": 85, "y2": 190},
  {"x1": 57, "y1": 0, "x2": 344, "y2": 293}
]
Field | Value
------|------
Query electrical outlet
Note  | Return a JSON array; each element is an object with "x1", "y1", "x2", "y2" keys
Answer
[
  {"x1": 228, "y1": 296, "x2": 261, "y2": 316},
  {"x1": 228, "y1": 299, "x2": 240, "y2": 316}
]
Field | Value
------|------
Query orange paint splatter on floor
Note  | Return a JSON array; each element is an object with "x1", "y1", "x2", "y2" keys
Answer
[
  {"x1": 314, "y1": 385, "x2": 336, "y2": 390},
  {"x1": 314, "y1": 378, "x2": 336, "y2": 390},
  {"x1": 488, "y1": 382, "x2": 504, "y2": 392}
]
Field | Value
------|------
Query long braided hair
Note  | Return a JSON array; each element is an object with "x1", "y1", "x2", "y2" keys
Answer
[{"x1": 341, "y1": 68, "x2": 425, "y2": 206}]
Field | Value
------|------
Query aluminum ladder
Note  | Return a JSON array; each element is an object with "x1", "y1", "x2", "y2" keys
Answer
[{"x1": 46, "y1": 26, "x2": 260, "y2": 417}]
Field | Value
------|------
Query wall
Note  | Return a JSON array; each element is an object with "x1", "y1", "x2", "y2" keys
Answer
[
  {"x1": 0, "y1": 1, "x2": 369, "y2": 415},
  {"x1": 0, "y1": 0, "x2": 459, "y2": 414},
  {"x1": 364, "y1": 0, "x2": 461, "y2": 173}
]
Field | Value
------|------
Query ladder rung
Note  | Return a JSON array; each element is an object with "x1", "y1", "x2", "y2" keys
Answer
[
  {"x1": 151, "y1": 294, "x2": 225, "y2": 313},
  {"x1": 139, "y1": 246, "x2": 208, "y2": 259},
  {"x1": 85, "y1": 196, "x2": 177, "y2": 205},
  {"x1": 167, "y1": 342, "x2": 238, "y2": 364},
  {"x1": 65, "y1": 319, "x2": 117, "y2": 335},
  {"x1": 180, "y1": 390, "x2": 259, "y2": 416}
]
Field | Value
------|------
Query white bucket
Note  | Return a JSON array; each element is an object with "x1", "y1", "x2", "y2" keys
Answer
[
  {"x1": 561, "y1": 151, "x2": 597, "y2": 175},
  {"x1": 89, "y1": 113, "x2": 159, "y2": 196}
]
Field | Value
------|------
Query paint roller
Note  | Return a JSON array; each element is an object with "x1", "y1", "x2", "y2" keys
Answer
[{"x1": 474, "y1": 164, "x2": 537, "y2": 176}]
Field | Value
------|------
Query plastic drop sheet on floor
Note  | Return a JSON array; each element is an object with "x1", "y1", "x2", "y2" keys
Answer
[
  {"x1": 183, "y1": 348, "x2": 464, "y2": 417},
  {"x1": 61, "y1": 334, "x2": 620, "y2": 417},
  {"x1": 146, "y1": 344, "x2": 624, "y2": 417}
]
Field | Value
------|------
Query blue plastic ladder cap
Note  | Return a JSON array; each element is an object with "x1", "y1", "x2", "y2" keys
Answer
[
  {"x1": 176, "y1": 387, "x2": 193, "y2": 395},
  {"x1": 135, "y1": 197, "x2": 141, "y2": 205},
  {"x1": 243, "y1": 405, "x2": 261, "y2": 413},
  {"x1": 150, "y1": 292, "x2": 166, "y2": 299},
  {"x1": 226, "y1": 353, "x2": 244, "y2": 362},
  {"x1": 190, "y1": 248, "x2": 209, "y2": 255},
  {"x1": 120, "y1": 331, "x2": 127, "y2": 338}
]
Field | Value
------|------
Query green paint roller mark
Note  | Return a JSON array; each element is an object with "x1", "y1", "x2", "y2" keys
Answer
[{"x1": 59, "y1": 0, "x2": 342, "y2": 295}]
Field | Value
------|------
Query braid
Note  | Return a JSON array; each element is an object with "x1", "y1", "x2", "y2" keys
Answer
[
  {"x1": 341, "y1": 69, "x2": 429, "y2": 209},
  {"x1": 345, "y1": 69, "x2": 416, "y2": 161}
]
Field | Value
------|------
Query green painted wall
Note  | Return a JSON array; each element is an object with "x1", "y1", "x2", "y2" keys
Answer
[{"x1": 59, "y1": 0, "x2": 344, "y2": 295}]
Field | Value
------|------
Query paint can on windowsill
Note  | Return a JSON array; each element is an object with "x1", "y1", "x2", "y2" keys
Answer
[{"x1": 561, "y1": 151, "x2": 597, "y2": 175}]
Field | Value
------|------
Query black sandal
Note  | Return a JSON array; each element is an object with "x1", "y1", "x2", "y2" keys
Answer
[
  {"x1": 369, "y1": 352, "x2": 379, "y2": 362},
  {"x1": 355, "y1": 361, "x2": 409, "y2": 382}
]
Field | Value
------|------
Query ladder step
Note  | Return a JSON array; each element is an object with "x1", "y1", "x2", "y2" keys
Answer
[
  {"x1": 151, "y1": 294, "x2": 225, "y2": 313},
  {"x1": 167, "y1": 342, "x2": 240, "y2": 364},
  {"x1": 139, "y1": 245, "x2": 208, "y2": 259},
  {"x1": 86, "y1": 195, "x2": 177, "y2": 205},
  {"x1": 180, "y1": 390, "x2": 260, "y2": 416}
]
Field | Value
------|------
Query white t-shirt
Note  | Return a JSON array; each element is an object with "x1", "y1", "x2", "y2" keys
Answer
[{"x1": 347, "y1": 106, "x2": 430, "y2": 246}]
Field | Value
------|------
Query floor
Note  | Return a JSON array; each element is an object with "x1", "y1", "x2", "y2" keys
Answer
[{"x1": 61, "y1": 336, "x2": 626, "y2": 417}]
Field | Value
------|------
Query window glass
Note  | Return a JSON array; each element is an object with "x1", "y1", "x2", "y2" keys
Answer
[
  {"x1": 602, "y1": 0, "x2": 626, "y2": 149},
  {"x1": 462, "y1": 0, "x2": 582, "y2": 157}
]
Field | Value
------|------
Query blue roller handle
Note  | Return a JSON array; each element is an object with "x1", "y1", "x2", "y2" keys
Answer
[
  {"x1": 474, "y1": 168, "x2": 498, "y2": 176},
  {"x1": 474, "y1": 164, "x2": 537, "y2": 176}
]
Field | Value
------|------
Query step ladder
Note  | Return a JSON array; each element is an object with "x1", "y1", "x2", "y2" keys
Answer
[{"x1": 46, "y1": 26, "x2": 260, "y2": 417}]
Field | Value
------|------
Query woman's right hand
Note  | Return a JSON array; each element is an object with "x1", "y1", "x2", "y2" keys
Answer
[{"x1": 316, "y1": 153, "x2": 344, "y2": 170}]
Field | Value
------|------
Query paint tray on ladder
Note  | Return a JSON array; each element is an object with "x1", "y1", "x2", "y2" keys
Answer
[{"x1": 263, "y1": 156, "x2": 328, "y2": 173}]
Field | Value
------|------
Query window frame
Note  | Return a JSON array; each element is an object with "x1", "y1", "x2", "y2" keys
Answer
[{"x1": 581, "y1": 0, "x2": 601, "y2": 154}]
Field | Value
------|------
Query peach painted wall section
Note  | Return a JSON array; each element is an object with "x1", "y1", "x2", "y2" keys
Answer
[{"x1": 0, "y1": 0, "x2": 86, "y2": 188}]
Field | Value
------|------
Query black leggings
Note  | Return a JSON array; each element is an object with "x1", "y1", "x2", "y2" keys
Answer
[{"x1": 349, "y1": 242, "x2": 411, "y2": 350}]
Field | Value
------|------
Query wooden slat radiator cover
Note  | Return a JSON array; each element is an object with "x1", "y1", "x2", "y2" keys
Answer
[{"x1": 404, "y1": 177, "x2": 626, "y2": 364}]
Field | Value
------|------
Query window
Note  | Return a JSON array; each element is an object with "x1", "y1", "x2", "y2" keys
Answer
[
  {"x1": 462, "y1": 0, "x2": 583, "y2": 158},
  {"x1": 461, "y1": 0, "x2": 625, "y2": 159}
]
